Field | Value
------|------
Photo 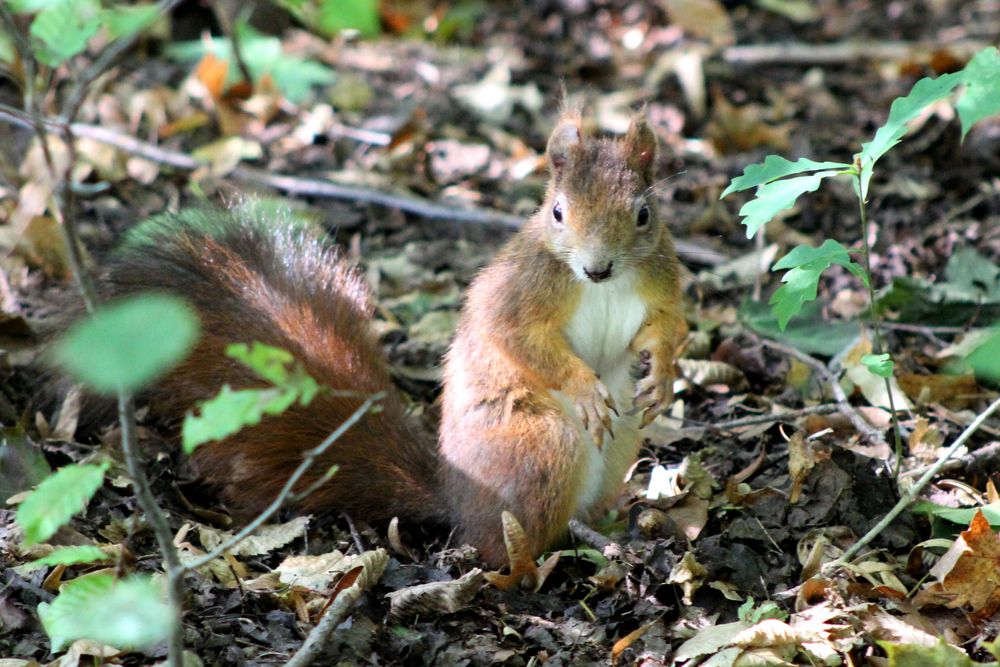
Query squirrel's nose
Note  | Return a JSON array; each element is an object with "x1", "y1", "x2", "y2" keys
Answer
[{"x1": 584, "y1": 261, "x2": 613, "y2": 283}]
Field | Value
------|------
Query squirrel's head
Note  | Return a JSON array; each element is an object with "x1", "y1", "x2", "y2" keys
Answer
[{"x1": 539, "y1": 111, "x2": 664, "y2": 284}]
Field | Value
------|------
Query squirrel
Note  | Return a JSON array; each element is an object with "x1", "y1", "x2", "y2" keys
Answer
[{"x1": 99, "y1": 110, "x2": 684, "y2": 567}]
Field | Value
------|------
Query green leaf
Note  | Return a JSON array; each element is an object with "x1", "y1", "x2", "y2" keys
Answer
[
  {"x1": 877, "y1": 249, "x2": 1000, "y2": 325},
  {"x1": 861, "y1": 353, "x2": 894, "y2": 378},
  {"x1": 182, "y1": 385, "x2": 297, "y2": 454},
  {"x1": 740, "y1": 300, "x2": 859, "y2": 357},
  {"x1": 736, "y1": 170, "x2": 841, "y2": 238},
  {"x1": 721, "y1": 156, "x2": 851, "y2": 199},
  {"x1": 318, "y1": 0, "x2": 380, "y2": 37},
  {"x1": 880, "y1": 639, "x2": 977, "y2": 667},
  {"x1": 29, "y1": 545, "x2": 112, "y2": 567},
  {"x1": 166, "y1": 23, "x2": 335, "y2": 103},
  {"x1": 102, "y1": 3, "x2": 161, "y2": 40},
  {"x1": 17, "y1": 463, "x2": 108, "y2": 547},
  {"x1": 911, "y1": 501, "x2": 1000, "y2": 527},
  {"x1": 38, "y1": 574, "x2": 173, "y2": 652},
  {"x1": 858, "y1": 72, "x2": 964, "y2": 200},
  {"x1": 50, "y1": 293, "x2": 199, "y2": 395},
  {"x1": 226, "y1": 342, "x2": 295, "y2": 385},
  {"x1": 182, "y1": 342, "x2": 321, "y2": 453},
  {"x1": 7, "y1": 0, "x2": 64, "y2": 13},
  {"x1": 957, "y1": 47, "x2": 1000, "y2": 139},
  {"x1": 29, "y1": 0, "x2": 102, "y2": 66},
  {"x1": 966, "y1": 328, "x2": 1000, "y2": 383},
  {"x1": 769, "y1": 240, "x2": 866, "y2": 328}
]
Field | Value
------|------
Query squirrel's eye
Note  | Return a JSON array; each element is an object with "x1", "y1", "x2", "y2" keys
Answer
[
  {"x1": 553, "y1": 202, "x2": 564, "y2": 223},
  {"x1": 637, "y1": 205, "x2": 650, "y2": 228}
]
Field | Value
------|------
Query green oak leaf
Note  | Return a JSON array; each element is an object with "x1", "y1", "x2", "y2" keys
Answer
[
  {"x1": 956, "y1": 47, "x2": 1000, "y2": 140},
  {"x1": 736, "y1": 171, "x2": 842, "y2": 239},
  {"x1": 720, "y1": 156, "x2": 850, "y2": 198},
  {"x1": 858, "y1": 72, "x2": 963, "y2": 200},
  {"x1": 770, "y1": 239, "x2": 866, "y2": 329}
]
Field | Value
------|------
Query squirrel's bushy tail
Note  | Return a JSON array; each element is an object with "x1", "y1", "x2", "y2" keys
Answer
[{"x1": 105, "y1": 206, "x2": 440, "y2": 522}]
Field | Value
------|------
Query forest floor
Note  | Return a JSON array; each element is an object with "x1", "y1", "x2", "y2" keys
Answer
[{"x1": 1, "y1": 0, "x2": 1000, "y2": 665}]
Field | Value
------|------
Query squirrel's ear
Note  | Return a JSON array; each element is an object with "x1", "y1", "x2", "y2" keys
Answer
[
  {"x1": 624, "y1": 117, "x2": 657, "y2": 180},
  {"x1": 547, "y1": 113, "x2": 582, "y2": 174}
]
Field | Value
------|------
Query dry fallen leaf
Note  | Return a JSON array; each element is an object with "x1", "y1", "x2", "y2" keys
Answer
[
  {"x1": 897, "y1": 372, "x2": 980, "y2": 410},
  {"x1": 915, "y1": 510, "x2": 1000, "y2": 620},
  {"x1": 385, "y1": 568, "x2": 483, "y2": 618},
  {"x1": 658, "y1": 0, "x2": 734, "y2": 46}
]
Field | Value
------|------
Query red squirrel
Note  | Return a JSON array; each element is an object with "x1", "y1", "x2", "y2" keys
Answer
[{"x1": 102, "y1": 111, "x2": 684, "y2": 566}]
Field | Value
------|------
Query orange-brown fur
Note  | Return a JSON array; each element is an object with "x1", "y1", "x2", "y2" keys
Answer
[{"x1": 439, "y1": 113, "x2": 684, "y2": 563}]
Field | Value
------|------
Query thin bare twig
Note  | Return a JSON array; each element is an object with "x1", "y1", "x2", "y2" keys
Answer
[
  {"x1": 182, "y1": 394, "x2": 382, "y2": 572},
  {"x1": 825, "y1": 396, "x2": 1000, "y2": 572},
  {"x1": 900, "y1": 440, "x2": 1000, "y2": 479},
  {"x1": 679, "y1": 403, "x2": 841, "y2": 434},
  {"x1": 760, "y1": 339, "x2": 888, "y2": 447},
  {"x1": 208, "y1": 0, "x2": 254, "y2": 86}
]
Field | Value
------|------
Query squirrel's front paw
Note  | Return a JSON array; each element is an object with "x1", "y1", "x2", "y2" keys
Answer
[
  {"x1": 571, "y1": 375, "x2": 617, "y2": 448},
  {"x1": 631, "y1": 349, "x2": 674, "y2": 428}
]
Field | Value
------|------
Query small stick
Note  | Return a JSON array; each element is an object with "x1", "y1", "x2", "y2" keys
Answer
[
  {"x1": 283, "y1": 580, "x2": 365, "y2": 667},
  {"x1": 568, "y1": 518, "x2": 623, "y2": 560}
]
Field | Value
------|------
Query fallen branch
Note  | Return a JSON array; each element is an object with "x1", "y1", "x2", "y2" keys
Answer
[
  {"x1": 722, "y1": 40, "x2": 989, "y2": 66},
  {"x1": 0, "y1": 106, "x2": 721, "y2": 264},
  {"x1": 0, "y1": 106, "x2": 522, "y2": 227},
  {"x1": 825, "y1": 395, "x2": 1000, "y2": 572},
  {"x1": 899, "y1": 439, "x2": 1000, "y2": 480}
]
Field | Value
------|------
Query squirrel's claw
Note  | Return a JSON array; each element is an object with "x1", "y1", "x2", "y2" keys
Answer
[
  {"x1": 575, "y1": 377, "x2": 616, "y2": 449},
  {"x1": 631, "y1": 351, "x2": 674, "y2": 428}
]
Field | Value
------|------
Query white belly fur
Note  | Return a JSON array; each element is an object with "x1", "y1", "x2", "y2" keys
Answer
[{"x1": 554, "y1": 273, "x2": 647, "y2": 515}]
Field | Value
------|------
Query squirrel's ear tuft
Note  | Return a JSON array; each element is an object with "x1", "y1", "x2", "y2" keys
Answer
[
  {"x1": 547, "y1": 112, "x2": 582, "y2": 174},
  {"x1": 624, "y1": 117, "x2": 657, "y2": 180}
]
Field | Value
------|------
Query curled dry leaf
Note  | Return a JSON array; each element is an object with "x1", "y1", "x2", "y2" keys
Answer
[
  {"x1": 787, "y1": 431, "x2": 815, "y2": 504},
  {"x1": 385, "y1": 568, "x2": 484, "y2": 619},
  {"x1": 197, "y1": 516, "x2": 310, "y2": 557},
  {"x1": 676, "y1": 358, "x2": 748, "y2": 391}
]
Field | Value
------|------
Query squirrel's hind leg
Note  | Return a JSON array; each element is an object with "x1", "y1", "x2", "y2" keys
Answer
[{"x1": 440, "y1": 406, "x2": 586, "y2": 567}]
